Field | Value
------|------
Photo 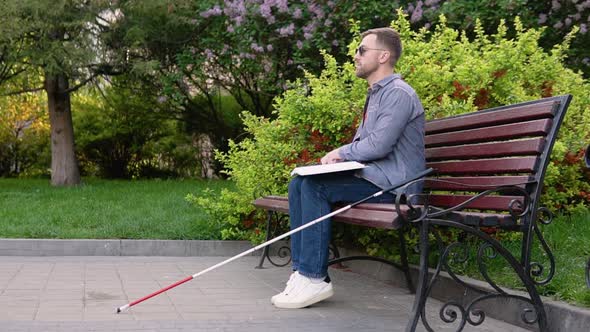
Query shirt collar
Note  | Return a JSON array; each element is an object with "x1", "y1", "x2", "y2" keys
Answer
[{"x1": 370, "y1": 74, "x2": 401, "y2": 93}]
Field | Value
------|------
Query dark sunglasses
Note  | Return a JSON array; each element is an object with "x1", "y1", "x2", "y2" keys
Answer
[{"x1": 355, "y1": 45, "x2": 387, "y2": 56}]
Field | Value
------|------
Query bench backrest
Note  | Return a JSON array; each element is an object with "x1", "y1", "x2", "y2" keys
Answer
[{"x1": 423, "y1": 95, "x2": 571, "y2": 224}]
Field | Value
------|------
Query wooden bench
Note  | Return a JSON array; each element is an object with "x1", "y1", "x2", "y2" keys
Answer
[{"x1": 253, "y1": 95, "x2": 572, "y2": 331}]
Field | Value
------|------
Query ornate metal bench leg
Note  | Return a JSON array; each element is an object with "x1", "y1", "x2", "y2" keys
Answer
[
  {"x1": 408, "y1": 219, "x2": 548, "y2": 331},
  {"x1": 256, "y1": 211, "x2": 274, "y2": 269},
  {"x1": 399, "y1": 227, "x2": 415, "y2": 293},
  {"x1": 406, "y1": 222, "x2": 431, "y2": 332}
]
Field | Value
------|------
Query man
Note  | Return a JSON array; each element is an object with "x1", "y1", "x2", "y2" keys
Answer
[{"x1": 272, "y1": 27, "x2": 425, "y2": 309}]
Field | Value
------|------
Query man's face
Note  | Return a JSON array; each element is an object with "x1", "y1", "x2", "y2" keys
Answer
[{"x1": 354, "y1": 34, "x2": 385, "y2": 79}]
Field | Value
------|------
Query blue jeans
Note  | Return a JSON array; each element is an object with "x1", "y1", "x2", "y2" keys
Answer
[{"x1": 288, "y1": 172, "x2": 395, "y2": 279}]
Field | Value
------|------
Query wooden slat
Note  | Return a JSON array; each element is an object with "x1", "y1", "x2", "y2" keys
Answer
[
  {"x1": 335, "y1": 208, "x2": 402, "y2": 229},
  {"x1": 426, "y1": 138, "x2": 545, "y2": 161},
  {"x1": 425, "y1": 119, "x2": 552, "y2": 147},
  {"x1": 427, "y1": 157, "x2": 537, "y2": 175},
  {"x1": 253, "y1": 196, "x2": 405, "y2": 229},
  {"x1": 428, "y1": 194, "x2": 525, "y2": 212},
  {"x1": 424, "y1": 176, "x2": 533, "y2": 191},
  {"x1": 253, "y1": 196, "x2": 289, "y2": 213},
  {"x1": 426, "y1": 100, "x2": 557, "y2": 134}
]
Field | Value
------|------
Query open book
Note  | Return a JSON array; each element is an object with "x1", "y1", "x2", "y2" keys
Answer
[{"x1": 290, "y1": 161, "x2": 366, "y2": 176}]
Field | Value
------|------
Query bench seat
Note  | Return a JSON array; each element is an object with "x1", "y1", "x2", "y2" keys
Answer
[{"x1": 253, "y1": 196, "x2": 518, "y2": 230}]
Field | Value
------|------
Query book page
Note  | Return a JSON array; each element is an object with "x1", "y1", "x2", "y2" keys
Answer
[{"x1": 290, "y1": 161, "x2": 366, "y2": 176}]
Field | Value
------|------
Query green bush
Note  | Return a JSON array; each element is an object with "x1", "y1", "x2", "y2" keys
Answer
[
  {"x1": 194, "y1": 12, "x2": 590, "y2": 243},
  {"x1": 0, "y1": 93, "x2": 50, "y2": 177}
]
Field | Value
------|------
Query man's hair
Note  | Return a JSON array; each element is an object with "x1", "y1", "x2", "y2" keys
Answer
[{"x1": 361, "y1": 27, "x2": 402, "y2": 67}]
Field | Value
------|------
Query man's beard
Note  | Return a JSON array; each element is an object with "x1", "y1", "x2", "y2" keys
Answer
[{"x1": 355, "y1": 63, "x2": 377, "y2": 79}]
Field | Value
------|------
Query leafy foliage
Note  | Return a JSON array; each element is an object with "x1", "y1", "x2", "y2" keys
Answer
[
  {"x1": 73, "y1": 79, "x2": 198, "y2": 179},
  {"x1": 195, "y1": 12, "x2": 590, "y2": 243},
  {"x1": 0, "y1": 92, "x2": 49, "y2": 177}
]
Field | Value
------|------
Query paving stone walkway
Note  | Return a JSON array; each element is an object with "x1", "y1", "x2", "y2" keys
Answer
[{"x1": 0, "y1": 256, "x2": 527, "y2": 331}]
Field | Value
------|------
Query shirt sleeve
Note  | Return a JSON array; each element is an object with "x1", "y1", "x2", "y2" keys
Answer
[{"x1": 339, "y1": 88, "x2": 415, "y2": 162}]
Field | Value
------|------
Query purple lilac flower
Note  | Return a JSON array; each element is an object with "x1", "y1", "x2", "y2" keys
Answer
[
  {"x1": 233, "y1": 15, "x2": 244, "y2": 26},
  {"x1": 251, "y1": 43, "x2": 264, "y2": 53},
  {"x1": 260, "y1": 2, "x2": 272, "y2": 18},
  {"x1": 204, "y1": 49, "x2": 214, "y2": 59},
  {"x1": 553, "y1": 21, "x2": 564, "y2": 29},
  {"x1": 552, "y1": 0, "x2": 561, "y2": 11},
  {"x1": 293, "y1": 8, "x2": 303, "y2": 19},
  {"x1": 538, "y1": 14, "x2": 548, "y2": 24},
  {"x1": 332, "y1": 40, "x2": 339, "y2": 46},
  {"x1": 264, "y1": 63, "x2": 272, "y2": 73},
  {"x1": 279, "y1": 23, "x2": 295, "y2": 36},
  {"x1": 157, "y1": 96, "x2": 168, "y2": 104},
  {"x1": 296, "y1": 40, "x2": 303, "y2": 49},
  {"x1": 308, "y1": 3, "x2": 324, "y2": 19},
  {"x1": 239, "y1": 52, "x2": 256, "y2": 60},
  {"x1": 304, "y1": 32, "x2": 312, "y2": 40},
  {"x1": 581, "y1": 23, "x2": 588, "y2": 34},
  {"x1": 227, "y1": 25, "x2": 235, "y2": 33},
  {"x1": 200, "y1": 5, "x2": 222, "y2": 18},
  {"x1": 276, "y1": 0, "x2": 289, "y2": 13},
  {"x1": 565, "y1": 17, "x2": 572, "y2": 26},
  {"x1": 411, "y1": 2, "x2": 424, "y2": 23},
  {"x1": 303, "y1": 22, "x2": 316, "y2": 34},
  {"x1": 224, "y1": 0, "x2": 246, "y2": 18},
  {"x1": 267, "y1": 44, "x2": 274, "y2": 52}
]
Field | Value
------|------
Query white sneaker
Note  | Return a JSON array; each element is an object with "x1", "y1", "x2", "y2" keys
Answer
[
  {"x1": 271, "y1": 271, "x2": 298, "y2": 304},
  {"x1": 273, "y1": 273, "x2": 334, "y2": 309}
]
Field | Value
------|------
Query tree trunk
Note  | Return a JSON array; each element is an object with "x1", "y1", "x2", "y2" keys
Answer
[{"x1": 45, "y1": 73, "x2": 80, "y2": 186}]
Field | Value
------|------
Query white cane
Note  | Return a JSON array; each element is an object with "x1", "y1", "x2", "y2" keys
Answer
[{"x1": 116, "y1": 168, "x2": 433, "y2": 313}]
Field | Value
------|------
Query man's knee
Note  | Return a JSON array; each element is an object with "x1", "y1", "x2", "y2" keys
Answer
[
  {"x1": 300, "y1": 176, "x2": 325, "y2": 198},
  {"x1": 288, "y1": 176, "x2": 304, "y2": 195}
]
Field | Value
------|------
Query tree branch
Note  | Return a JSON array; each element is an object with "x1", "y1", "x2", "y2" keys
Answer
[{"x1": 1, "y1": 86, "x2": 45, "y2": 96}]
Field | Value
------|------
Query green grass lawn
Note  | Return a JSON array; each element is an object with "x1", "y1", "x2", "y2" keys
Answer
[
  {"x1": 0, "y1": 178, "x2": 232, "y2": 240},
  {"x1": 527, "y1": 211, "x2": 590, "y2": 307}
]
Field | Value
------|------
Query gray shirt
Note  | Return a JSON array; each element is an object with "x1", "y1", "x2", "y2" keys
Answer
[{"x1": 339, "y1": 74, "x2": 425, "y2": 194}]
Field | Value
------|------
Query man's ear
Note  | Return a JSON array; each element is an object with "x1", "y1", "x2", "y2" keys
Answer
[{"x1": 379, "y1": 51, "x2": 391, "y2": 64}]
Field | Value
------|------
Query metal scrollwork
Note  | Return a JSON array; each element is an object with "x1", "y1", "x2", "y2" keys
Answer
[
  {"x1": 266, "y1": 244, "x2": 291, "y2": 267},
  {"x1": 476, "y1": 243, "x2": 506, "y2": 294},
  {"x1": 439, "y1": 301, "x2": 465, "y2": 324},
  {"x1": 257, "y1": 212, "x2": 292, "y2": 268},
  {"x1": 527, "y1": 208, "x2": 556, "y2": 285},
  {"x1": 414, "y1": 218, "x2": 546, "y2": 331},
  {"x1": 536, "y1": 207, "x2": 554, "y2": 225},
  {"x1": 466, "y1": 306, "x2": 485, "y2": 326}
]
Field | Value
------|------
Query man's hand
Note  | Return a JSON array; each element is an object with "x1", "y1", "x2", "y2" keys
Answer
[{"x1": 321, "y1": 148, "x2": 342, "y2": 165}]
